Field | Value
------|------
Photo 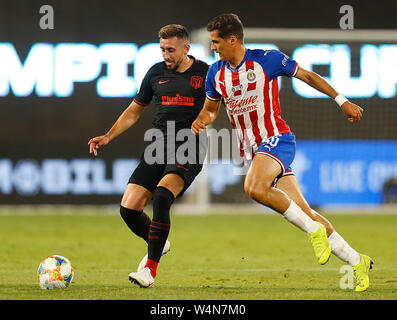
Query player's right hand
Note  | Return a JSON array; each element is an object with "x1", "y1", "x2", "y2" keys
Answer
[
  {"x1": 341, "y1": 101, "x2": 364, "y2": 123},
  {"x1": 87, "y1": 135, "x2": 110, "y2": 156}
]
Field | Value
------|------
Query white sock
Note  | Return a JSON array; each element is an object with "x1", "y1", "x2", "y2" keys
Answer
[
  {"x1": 328, "y1": 231, "x2": 361, "y2": 266},
  {"x1": 283, "y1": 200, "x2": 319, "y2": 234}
]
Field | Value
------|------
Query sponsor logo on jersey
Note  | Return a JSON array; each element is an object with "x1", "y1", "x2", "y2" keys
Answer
[
  {"x1": 161, "y1": 94, "x2": 195, "y2": 106},
  {"x1": 225, "y1": 95, "x2": 258, "y2": 115},
  {"x1": 158, "y1": 80, "x2": 170, "y2": 84}
]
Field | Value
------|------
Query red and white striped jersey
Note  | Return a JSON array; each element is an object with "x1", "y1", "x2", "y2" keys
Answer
[{"x1": 205, "y1": 49, "x2": 298, "y2": 159}]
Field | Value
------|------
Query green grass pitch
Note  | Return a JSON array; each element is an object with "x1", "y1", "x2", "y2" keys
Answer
[{"x1": 0, "y1": 208, "x2": 396, "y2": 300}]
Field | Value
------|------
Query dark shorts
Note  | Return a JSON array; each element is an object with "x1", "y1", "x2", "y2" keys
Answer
[
  {"x1": 128, "y1": 134, "x2": 207, "y2": 198},
  {"x1": 128, "y1": 154, "x2": 203, "y2": 198}
]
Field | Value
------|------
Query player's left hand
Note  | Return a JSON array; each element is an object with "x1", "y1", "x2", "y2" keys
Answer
[
  {"x1": 191, "y1": 118, "x2": 207, "y2": 135},
  {"x1": 341, "y1": 101, "x2": 364, "y2": 123}
]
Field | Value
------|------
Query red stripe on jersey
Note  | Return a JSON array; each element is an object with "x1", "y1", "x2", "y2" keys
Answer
[
  {"x1": 237, "y1": 114, "x2": 249, "y2": 157},
  {"x1": 133, "y1": 98, "x2": 150, "y2": 106},
  {"x1": 249, "y1": 109, "x2": 263, "y2": 148},
  {"x1": 271, "y1": 79, "x2": 290, "y2": 134},
  {"x1": 245, "y1": 60, "x2": 256, "y2": 91},
  {"x1": 237, "y1": 114, "x2": 246, "y2": 135},
  {"x1": 229, "y1": 115, "x2": 244, "y2": 157},
  {"x1": 263, "y1": 72, "x2": 275, "y2": 137},
  {"x1": 219, "y1": 65, "x2": 227, "y2": 98},
  {"x1": 247, "y1": 82, "x2": 256, "y2": 91},
  {"x1": 231, "y1": 70, "x2": 241, "y2": 96},
  {"x1": 245, "y1": 59, "x2": 254, "y2": 71},
  {"x1": 229, "y1": 113, "x2": 237, "y2": 129},
  {"x1": 247, "y1": 83, "x2": 256, "y2": 91}
]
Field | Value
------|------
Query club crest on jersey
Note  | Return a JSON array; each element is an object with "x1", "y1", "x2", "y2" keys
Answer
[
  {"x1": 247, "y1": 69, "x2": 256, "y2": 82},
  {"x1": 190, "y1": 76, "x2": 203, "y2": 89}
]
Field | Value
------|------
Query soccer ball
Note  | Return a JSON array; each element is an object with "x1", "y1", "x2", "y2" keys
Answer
[{"x1": 37, "y1": 255, "x2": 74, "y2": 290}]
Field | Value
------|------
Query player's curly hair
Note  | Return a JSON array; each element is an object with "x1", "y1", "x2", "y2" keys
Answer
[
  {"x1": 206, "y1": 13, "x2": 244, "y2": 42},
  {"x1": 158, "y1": 24, "x2": 189, "y2": 41}
]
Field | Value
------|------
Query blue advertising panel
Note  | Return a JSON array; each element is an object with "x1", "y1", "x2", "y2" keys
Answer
[
  {"x1": 293, "y1": 140, "x2": 397, "y2": 206},
  {"x1": 206, "y1": 140, "x2": 397, "y2": 206}
]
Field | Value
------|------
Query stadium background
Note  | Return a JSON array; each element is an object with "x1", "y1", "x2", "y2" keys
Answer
[{"x1": 1, "y1": 0, "x2": 397, "y2": 209}]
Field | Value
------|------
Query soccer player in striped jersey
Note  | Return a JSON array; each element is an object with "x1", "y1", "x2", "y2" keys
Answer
[{"x1": 191, "y1": 13, "x2": 373, "y2": 292}]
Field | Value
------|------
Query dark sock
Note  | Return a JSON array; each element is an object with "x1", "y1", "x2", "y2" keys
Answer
[
  {"x1": 120, "y1": 205, "x2": 151, "y2": 243},
  {"x1": 147, "y1": 186, "x2": 174, "y2": 268}
]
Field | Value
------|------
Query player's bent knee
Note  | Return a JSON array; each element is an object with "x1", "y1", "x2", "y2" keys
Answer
[
  {"x1": 152, "y1": 187, "x2": 175, "y2": 210},
  {"x1": 121, "y1": 184, "x2": 152, "y2": 211},
  {"x1": 244, "y1": 180, "x2": 257, "y2": 197},
  {"x1": 244, "y1": 184, "x2": 257, "y2": 200},
  {"x1": 120, "y1": 200, "x2": 145, "y2": 212},
  {"x1": 120, "y1": 205, "x2": 139, "y2": 219},
  {"x1": 244, "y1": 181, "x2": 272, "y2": 205}
]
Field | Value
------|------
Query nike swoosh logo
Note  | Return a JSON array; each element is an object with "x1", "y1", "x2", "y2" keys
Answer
[{"x1": 158, "y1": 80, "x2": 170, "y2": 84}]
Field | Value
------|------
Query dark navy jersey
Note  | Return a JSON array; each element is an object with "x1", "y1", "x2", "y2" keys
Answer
[{"x1": 133, "y1": 55, "x2": 209, "y2": 133}]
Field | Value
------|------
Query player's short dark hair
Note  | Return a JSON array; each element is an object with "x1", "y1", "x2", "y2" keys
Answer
[
  {"x1": 158, "y1": 24, "x2": 189, "y2": 41},
  {"x1": 206, "y1": 13, "x2": 244, "y2": 42}
]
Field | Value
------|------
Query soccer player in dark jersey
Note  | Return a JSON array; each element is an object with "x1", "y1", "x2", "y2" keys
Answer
[
  {"x1": 88, "y1": 24, "x2": 208, "y2": 288},
  {"x1": 192, "y1": 13, "x2": 373, "y2": 292}
]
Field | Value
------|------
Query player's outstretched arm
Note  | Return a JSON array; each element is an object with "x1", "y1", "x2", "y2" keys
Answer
[
  {"x1": 191, "y1": 98, "x2": 221, "y2": 135},
  {"x1": 88, "y1": 101, "x2": 145, "y2": 156},
  {"x1": 294, "y1": 67, "x2": 364, "y2": 123}
]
